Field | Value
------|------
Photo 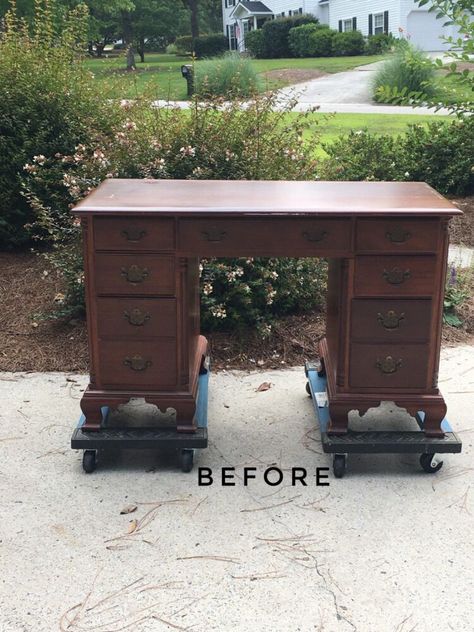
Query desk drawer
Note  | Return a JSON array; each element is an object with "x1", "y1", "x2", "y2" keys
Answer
[
  {"x1": 351, "y1": 299, "x2": 432, "y2": 343},
  {"x1": 356, "y1": 219, "x2": 439, "y2": 253},
  {"x1": 97, "y1": 298, "x2": 176, "y2": 339},
  {"x1": 94, "y1": 217, "x2": 174, "y2": 251},
  {"x1": 94, "y1": 254, "x2": 175, "y2": 296},
  {"x1": 354, "y1": 256, "x2": 436, "y2": 297},
  {"x1": 349, "y1": 343, "x2": 429, "y2": 389},
  {"x1": 178, "y1": 218, "x2": 351, "y2": 256},
  {"x1": 99, "y1": 340, "x2": 177, "y2": 389}
]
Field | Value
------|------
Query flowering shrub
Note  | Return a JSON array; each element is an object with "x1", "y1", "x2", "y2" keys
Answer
[
  {"x1": 24, "y1": 92, "x2": 326, "y2": 326},
  {"x1": 0, "y1": 0, "x2": 120, "y2": 248}
]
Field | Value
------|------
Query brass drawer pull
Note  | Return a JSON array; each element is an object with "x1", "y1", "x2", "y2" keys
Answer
[
  {"x1": 202, "y1": 227, "x2": 227, "y2": 242},
  {"x1": 124, "y1": 355, "x2": 152, "y2": 371},
  {"x1": 121, "y1": 227, "x2": 147, "y2": 242},
  {"x1": 383, "y1": 267, "x2": 411, "y2": 285},
  {"x1": 124, "y1": 309, "x2": 151, "y2": 326},
  {"x1": 303, "y1": 229, "x2": 328, "y2": 243},
  {"x1": 121, "y1": 265, "x2": 149, "y2": 284},
  {"x1": 377, "y1": 310, "x2": 405, "y2": 330},
  {"x1": 386, "y1": 227, "x2": 411, "y2": 244},
  {"x1": 376, "y1": 356, "x2": 402, "y2": 374}
]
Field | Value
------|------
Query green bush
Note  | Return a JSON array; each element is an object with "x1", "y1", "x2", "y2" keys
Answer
[
  {"x1": 261, "y1": 14, "x2": 318, "y2": 58},
  {"x1": 331, "y1": 30, "x2": 365, "y2": 56},
  {"x1": 194, "y1": 34, "x2": 228, "y2": 58},
  {"x1": 321, "y1": 130, "x2": 405, "y2": 182},
  {"x1": 175, "y1": 35, "x2": 194, "y2": 55},
  {"x1": 194, "y1": 53, "x2": 260, "y2": 97},
  {"x1": 321, "y1": 117, "x2": 474, "y2": 195},
  {"x1": 245, "y1": 29, "x2": 265, "y2": 58},
  {"x1": 373, "y1": 45, "x2": 436, "y2": 102},
  {"x1": 366, "y1": 33, "x2": 394, "y2": 55},
  {"x1": 402, "y1": 118, "x2": 474, "y2": 195},
  {"x1": 24, "y1": 92, "x2": 323, "y2": 326},
  {"x1": 0, "y1": 0, "x2": 119, "y2": 248},
  {"x1": 288, "y1": 24, "x2": 336, "y2": 57}
]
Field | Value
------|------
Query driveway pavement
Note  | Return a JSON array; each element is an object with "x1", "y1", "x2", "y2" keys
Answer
[{"x1": 1, "y1": 345, "x2": 473, "y2": 631}]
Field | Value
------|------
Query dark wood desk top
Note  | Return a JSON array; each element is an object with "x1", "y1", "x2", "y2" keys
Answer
[{"x1": 73, "y1": 179, "x2": 461, "y2": 217}]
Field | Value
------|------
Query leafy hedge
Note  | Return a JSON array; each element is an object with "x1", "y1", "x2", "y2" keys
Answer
[
  {"x1": 260, "y1": 14, "x2": 318, "y2": 58},
  {"x1": 321, "y1": 117, "x2": 474, "y2": 195},
  {"x1": 194, "y1": 34, "x2": 228, "y2": 58},
  {"x1": 289, "y1": 24, "x2": 337, "y2": 57},
  {"x1": 331, "y1": 30, "x2": 366, "y2": 56}
]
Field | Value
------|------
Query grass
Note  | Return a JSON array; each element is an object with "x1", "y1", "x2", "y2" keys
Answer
[
  {"x1": 84, "y1": 52, "x2": 386, "y2": 100},
  {"x1": 282, "y1": 112, "x2": 450, "y2": 156}
]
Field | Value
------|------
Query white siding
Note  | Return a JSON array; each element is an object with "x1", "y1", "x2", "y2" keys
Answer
[{"x1": 327, "y1": 1, "x2": 401, "y2": 37}]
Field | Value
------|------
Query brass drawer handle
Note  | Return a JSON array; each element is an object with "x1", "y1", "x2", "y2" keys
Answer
[
  {"x1": 376, "y1": 356, "x2": 402, "y2": 374},
  {"x1": 202, "y1": 227, "x2": 227, "y2": 242},
  {"x1": 386, "y1": 227, "x2": 411, "y2": 244},
  {"x1": 121, "y1": 265, "x2": 149, "y2": 284},
  {"x1": 121, "y1": 227, "x2": 147, "y2": 242},
  {"x1": 377, "y1": 310, "x2": 405, "y2": 330},
  {"x1": 383, "y1": 267, "x2": 411, "y2": 285},
  {"x1": 124, "y1": 355, "x2": 152, "y2": 371},
  {"x1": 124, "y1": 309, "x2": 151, "y2": 326},
  {"x1": 303, "y1": 229, "x2": 328, "y2": 243}
]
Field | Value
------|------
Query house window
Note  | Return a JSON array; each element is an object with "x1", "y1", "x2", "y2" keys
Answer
[
  {"x1": 225, "y1": 0, "x2": 236, "y2": 8},
  {"x1": 374, "y1": 13, "x2": 384, "y2": 35},
  {"x1": 343, "y1": 18, "x2": 353, "y2": 32}
]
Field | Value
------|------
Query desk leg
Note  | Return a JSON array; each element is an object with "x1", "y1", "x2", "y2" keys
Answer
[
  {"x1": 327, "y1": 402, "x2": 349, "y2": 435},
  {"x1": 422, "y1": 400, "x2": 447, "y2": 438}
]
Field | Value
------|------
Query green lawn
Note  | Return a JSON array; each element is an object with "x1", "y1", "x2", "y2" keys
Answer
[
  {"x1": 85, "y1": 53, "x2": 386, "y2": 100},
  {"x1": 283, "y1": 112, "x2": 450, "y2": 156}
]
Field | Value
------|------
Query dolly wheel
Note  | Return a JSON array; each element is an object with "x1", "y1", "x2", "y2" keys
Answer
[
  {"x1": 82, "y1": 450, "x2": 97, "y2": 474},
  {"x1": 333, "y1": 454, "x2": 346, "y2": 479},
  {"x1": 420, "y1": 453, "x2": 443, "y2": 474},
  {"x1": 180, "y1": 449, "x2": 194, "y2": 473},
  {"x1": 305, "y1": 381, "x2": 312, "y2": 396}
]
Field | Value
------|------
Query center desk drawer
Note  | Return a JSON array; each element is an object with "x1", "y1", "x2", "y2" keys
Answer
[
  {"x1": 178, "y1": 218, "x2": 352, "y2": 256},
  {"x1": 94, "y1": 254, "x2": 175, "y2": 296},
  {"x1": 94, "y1": 217, "x2": 174, "y2": 251},
  {"x1": 99, "y1": 340, "x2": 177, "y2": 389},
  {"x1": 97, "y1": 298, "x2": 176, "y2": 338},
  {"x1": 354, "y1": 255, "x2": 436, "y2": 297}
]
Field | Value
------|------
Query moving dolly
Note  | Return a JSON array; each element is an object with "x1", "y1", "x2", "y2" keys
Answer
[
  {"x1": 305, "y1": 361, "x2": 462, "y2": 478},
  {"x1": 71, "y1": 365, "x2": 209, "y2": 473}
]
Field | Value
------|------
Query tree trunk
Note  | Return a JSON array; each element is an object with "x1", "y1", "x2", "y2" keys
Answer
[
  {"x1": 96, "y1": 42, "x2": 105, "y2": 58},
  {"x1": 137, "y1": 35, "x2": 145, "y2": 63},
  {"x1": 121, "y1": 11, "x2": 136, "y2": 71},
  {"x1": 189, "y1": 0, "x2": 199, "y2": 39}
]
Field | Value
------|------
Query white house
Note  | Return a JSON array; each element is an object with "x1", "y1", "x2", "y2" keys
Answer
[{"x1": 222, "y1": 1, "x2": 460, "y2": 52}]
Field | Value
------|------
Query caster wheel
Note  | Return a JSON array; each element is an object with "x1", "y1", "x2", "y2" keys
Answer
[
  {"x1": 305, "y1": 381, "x2": 312, "y2": 396},
  {"x1": 420, "y1": 453, "x2": 443, "y2": 474},
  {"x1": 333, "y1": 454, "x2": 346, "y2": 479},
  {"x1": 82, "y1": 450, "x2": 97, "y2": 474},
  {"x1": 179, "y1": 449, "x2": 194, "y2": 473},
  {"x1": 317, "y1": 358, "x2": 326, "y2": 378}
]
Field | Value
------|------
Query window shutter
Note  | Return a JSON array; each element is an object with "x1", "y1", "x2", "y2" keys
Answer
[
  {"x1": 368, "y1": 14, "x2": 373, "y2": 36},
  {"x1": 338, "y1": 20, "x2": 342, "y2": 33},
  {"x1": 352, "y1": 17, "x2": 357, "y2": 31},
  {"x1": 384, "y1": 10, "x2": 389, "y2": 34}
]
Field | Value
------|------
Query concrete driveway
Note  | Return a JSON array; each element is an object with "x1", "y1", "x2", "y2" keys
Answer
[{"x1": 0, "y1": 345, "x2": 473, "y2": 631}]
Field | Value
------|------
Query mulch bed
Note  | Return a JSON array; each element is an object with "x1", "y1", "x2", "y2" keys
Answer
[
  {"x1": 1, "y1": 195, "x2": 473, "y2": 373},
  {"x1": 260, "y1": 68, "x2": 327, "y2": 86}
]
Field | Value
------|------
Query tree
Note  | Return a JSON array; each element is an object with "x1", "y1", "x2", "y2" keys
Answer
[{"x1": 181, "y1": 0, "x2": 199, "y2": 39}]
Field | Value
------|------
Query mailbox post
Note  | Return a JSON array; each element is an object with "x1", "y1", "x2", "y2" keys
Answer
[{"x1": 181, "y1": 64, "x2": 194, "y2": 97}]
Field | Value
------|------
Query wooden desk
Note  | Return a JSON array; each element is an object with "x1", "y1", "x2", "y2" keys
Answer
[{"x1": 73, "y1": 179, "x2": 461, "y2": 438}]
